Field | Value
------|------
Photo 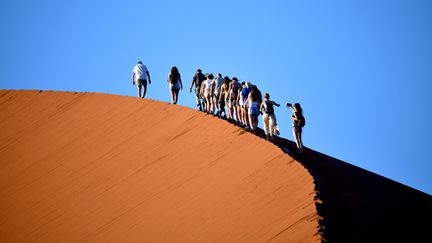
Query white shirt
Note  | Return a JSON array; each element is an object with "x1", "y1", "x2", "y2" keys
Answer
[
  {"x1": 203, "y1": 79, "x2": 213, "y2": 91},
  {"x1": 213, "y1": 77, "x2": 224, "y2": 94},
  {"x1": 133, "y1": 63, "x2": 149, "y2": 81}
]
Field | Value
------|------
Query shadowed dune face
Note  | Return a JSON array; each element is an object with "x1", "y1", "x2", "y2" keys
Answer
[{"x1": 0, "y1": 90, "x2": 321, "y2": 242}]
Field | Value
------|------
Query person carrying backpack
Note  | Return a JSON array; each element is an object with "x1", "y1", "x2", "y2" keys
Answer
[
  {"x1": 260, "y1": 93, "x2": 280, "y2": 140},
  {"x1": 189, "y1": 69, "x2": 206, "y2": 111},
  {"x1": 287, "y1": 102, "x2": 306, "y2": 153}
]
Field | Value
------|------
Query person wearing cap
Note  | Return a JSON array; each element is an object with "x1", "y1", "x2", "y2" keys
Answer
[
  {"x1": 132, "y1": 61, "x2": 152, "y2": 98},
  {"x1": 190, "y1": 69, "x2": 206, "y2": 111}
]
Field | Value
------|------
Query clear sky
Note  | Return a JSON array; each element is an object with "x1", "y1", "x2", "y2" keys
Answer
[{"x1": 1, "y1": 0, "x2": 431, "y2": 195}]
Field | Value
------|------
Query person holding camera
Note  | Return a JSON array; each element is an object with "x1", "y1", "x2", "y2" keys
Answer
[{"x1": 286, "y1": 102, "x2": 305, "y2": 153}]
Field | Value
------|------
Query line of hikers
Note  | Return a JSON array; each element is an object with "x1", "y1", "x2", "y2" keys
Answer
[{"x1": 132, "y1": 61, "x2": 305, "y2": 153}]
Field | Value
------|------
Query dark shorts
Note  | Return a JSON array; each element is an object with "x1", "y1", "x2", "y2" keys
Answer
[
  {"x1": 137, "y1": 79, "x2": 147, "y2": 87},
  {"x1": 293, "y1": 126, "x2": 302, "y2": 133}
]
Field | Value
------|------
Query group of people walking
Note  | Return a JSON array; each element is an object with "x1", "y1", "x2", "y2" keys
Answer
[{"x1": 131, "y1": 61, "x2": 305, "y2": 153}]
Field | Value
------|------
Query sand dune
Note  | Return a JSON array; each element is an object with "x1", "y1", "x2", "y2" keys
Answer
[{"x1": 0, "y1": 90, "x2": 321, "y2": 242}]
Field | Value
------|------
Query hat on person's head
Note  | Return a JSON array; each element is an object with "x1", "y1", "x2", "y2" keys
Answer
[
  {"x1": 232, "y1": 77, "x2": 238, "y2": 81},
  {"x1": 138, "y1": 61, "x2": 142, "y2": 64},
  {"x1": 197, "y1": 69, "x2": 202, "y2": 73}
]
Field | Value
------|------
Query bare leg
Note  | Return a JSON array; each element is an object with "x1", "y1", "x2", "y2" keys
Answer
[
  {"x1": 206, "y1": 95, "x2": 211, "y2": 112},
  {"x1": 232, "y1": 106, "x2": 237, "y2": 122},
  {"x1": 298, "y1": 129, "x2": 304, "y2": 151},
  {"x1": 227, "y1": 102, "x2": 232, "y2": 119},
  {"x1": 244, "y1": 107, "x2": 249, "y2": 128},
  {"x1": 174, "y1": 89, "x2": 179, "y2": 104},
  {"x1": 237, "y1": 106, "x2": 243, "y2": 124},
  {"x1": 293, "y1": 128, "x2": 300, "y2": 149},
  {"x1": 269, "y1": 115, "x2": 275, "y2": 139},
  {"x1": 170, "y1": 89, "x2": 175, "y2": 103},
  {"x1": 263, "y1": 114, "x2": 270, "y2": 139}
]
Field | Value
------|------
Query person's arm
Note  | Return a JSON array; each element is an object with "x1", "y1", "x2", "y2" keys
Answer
[
  {"x1": 273, "y1": 100, "x2": 280, "y2": 107},
  {"x1": 146, "y1": 71, "x2": 151, "y2": 84},
  {"x1": 227, "y1": 83, "x2": 232, "y2": 100},
  {"x1": 189, "y1": 75, "x2": 195, "y2": 93},
  {"x1": 200, "y1": 82, "x2": 204, "y2": 98},
  {"x1": 211, "y1": 80, "x2": 215, "y2": 94},
  {"x1": 179, "y1": 74, "x2": 183, "y2": 90},
  {"x1": 236, "y1": 89, "x2": 241, "y2": 103},
  {"x1": 132, "y1": 72, "x2": 135, "y2": 85},
  {"x1": 218, "y1": 85, "x2": 225, "y2": 103},
  {"x1": 286, "y1": 103, "x2": 294, "y2": 111}
]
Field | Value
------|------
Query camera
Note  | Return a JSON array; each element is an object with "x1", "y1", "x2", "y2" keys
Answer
[{"x1": 286, "y1": 102, "x2": 292, "y2": 107}]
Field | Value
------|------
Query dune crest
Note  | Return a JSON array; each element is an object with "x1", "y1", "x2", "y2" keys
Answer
[{"x1": 0, "y1": 90, "x2": 321, "y2": 242}]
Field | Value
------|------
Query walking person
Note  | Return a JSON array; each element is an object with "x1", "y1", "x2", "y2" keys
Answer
[
  {"x1": 132, "y1": 61, "x2": 152, "y2": 98},
  {"x1": 247, "y1": 85, "x2": 262, "y2": 132},
  {"x1": 228, "y1": 77, "x2": 241, "y2": 122},
  {"x1": 200, "y1": 73, "x2": 214, "y2": 113},
  {"x1": 213, "y1": 73, "x2": 224, "y2": 116},
  {"x1": 189, "y1": 69, "x2": 206, "y2": 111},
  {"x1": 218, "y1": 76, "x2": 231, "y2": 118},
  {"x1": 239, "y1": 81, "x2": 252, "y2": 128},
  {"x1": 287, "y1": 103, "x2": 306, "y2": 152},
  {"x1": 168, "y1": 66, "x2": 183, "y2": 104},
  {"x1": 261, "y1": 93, "x2": 280, "y2": 140}
]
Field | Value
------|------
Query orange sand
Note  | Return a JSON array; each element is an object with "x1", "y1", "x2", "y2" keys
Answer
[{"x1": 0, "y1": 90, "x2": 321, "y2": 242}]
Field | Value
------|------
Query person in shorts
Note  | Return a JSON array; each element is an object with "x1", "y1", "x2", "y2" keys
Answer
[
  {"x1": 261, "y1": 93, "x2": 280, "y2": 140},
  {"x1": 287, "y1": 102, "x2": 305, "y2": 153},
  {"x1": 212, "y1": 73, "x2": 224, "y2": 115},
  {"x1": 132, "y1": 61, "x2": 151, "y2": 98},
  {"x1": 168, "y1": 66, "x2": 183, "y2": 104}
]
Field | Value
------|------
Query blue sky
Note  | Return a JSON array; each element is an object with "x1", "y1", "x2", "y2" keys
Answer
[{"x1": 1, "y1": 0, "x2": 431, "y2": 195}]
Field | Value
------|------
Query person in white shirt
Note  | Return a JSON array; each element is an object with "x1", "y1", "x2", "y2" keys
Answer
[
  {"x1": 200, "y1": 73, "x2": 214, "y2": 113},
  {"x1": 212, "y1": 73, "x2": 224, "y2": 115},
  {"x1": 132, "y1": 61, "x2": 152, "y2": 98}
]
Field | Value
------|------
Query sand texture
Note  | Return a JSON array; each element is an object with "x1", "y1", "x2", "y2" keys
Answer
[{"x1": 0, "y1": 90, "x2": 321, "y2": 242}]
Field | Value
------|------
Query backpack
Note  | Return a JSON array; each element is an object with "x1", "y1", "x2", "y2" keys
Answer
[
  {"x1": 297, "y1": 113, "x2": 306, "y2": 128},
  {"x1": 263, "y1": 100, "x2": 274, "y2": 115},
  {"x1": 231, "y1": 82, "x2": 241, "y2": 100}
]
